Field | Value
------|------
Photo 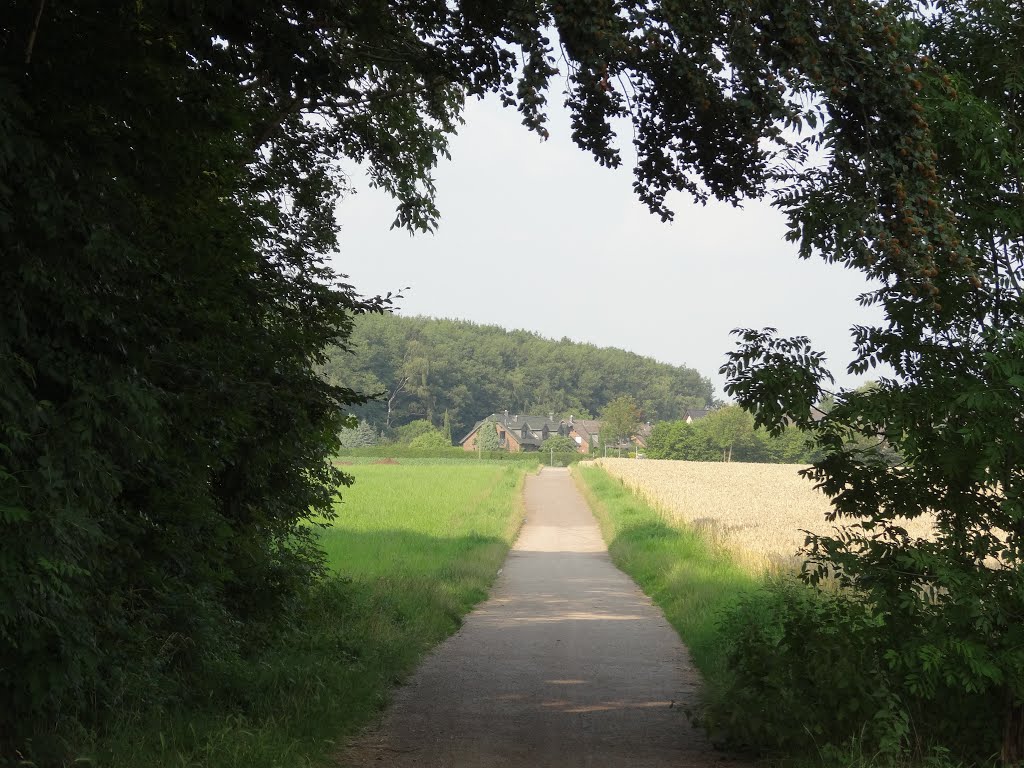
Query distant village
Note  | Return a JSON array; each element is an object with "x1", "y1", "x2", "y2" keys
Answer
[{"x1": 459, "y1": 409, "x2": 709, "y2": 454}]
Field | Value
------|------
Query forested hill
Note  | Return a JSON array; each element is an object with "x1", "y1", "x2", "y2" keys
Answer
[{"x1": 320, "y1": 314, "x2": 714, "y2": 439}]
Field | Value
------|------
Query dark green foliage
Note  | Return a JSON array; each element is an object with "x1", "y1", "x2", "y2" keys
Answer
[
  {"x1": 408, "y1": 430, "x2": 451, "y2": 449},
  {"x1": 599, "y1": 395, "x2": 643, "y2": 447},
  {"x1": 709, "y1": 580, "x2": 906, "y2": 756},
  {"x1": 319, "y1": 314, "x2": 713, "y2": 438},
  {"x1": 720, "y1": 4, "x2": 1024, "y2": 763},
  {"x1": 708, "y1": 578, "x2": 1002, "y2": 761},
  {"x1": 0, "y1": 0, "x2": 471, "y2": 757},
  {"x1": 3, "y1": 0, "x2": 1010, "y2": 763},
  {"x1": 646, "y1": 421, "x2": 722, "y2": 461},
  {"x1": 392, "y1": 419, "x2": 443, "y2": 445},
  {"x1": 539, "y1": 435, "x2": 581, "y2": 466}
]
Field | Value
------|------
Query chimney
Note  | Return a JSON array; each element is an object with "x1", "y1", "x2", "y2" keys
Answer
[
  {"x1": 569, "y1": 414, "x2": 574, "y2": 424},
  {"x1": 548, "y1": 412, "x2": 554, "y2": 422},
  {"x1": 504, "y1": 409, "x2": 508, "y2": 425},
  {"x1": 513, "y1": 414, "x2": 518, "y2": 423}
]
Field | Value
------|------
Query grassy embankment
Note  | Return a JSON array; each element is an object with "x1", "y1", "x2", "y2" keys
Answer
[
  {"x1": 572, "y1": 464, "x2": 761, "y2": 690},
  {"x1": 100, "y1": 463, "x2": 528, "y2": 768},
  {"x1": 573, "y1": 464, "x2": 977, "y2": 768}
]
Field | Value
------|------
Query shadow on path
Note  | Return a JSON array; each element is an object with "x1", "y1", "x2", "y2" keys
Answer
[{"x1": 339, "y1": 468, "x2": 749, "y2": 768}]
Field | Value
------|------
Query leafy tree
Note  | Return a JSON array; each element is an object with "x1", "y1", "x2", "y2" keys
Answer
[
  {"x1": 754, "y1": 426, "x2": 821, "y2": 465},
  {"x1": 541, "y1": 435, "x2": 578, "y2": 454},
  {"x1": 702, "y1": 406, "x2": 755, "y2": 462},
  {"x1": 338, "y1": 420, "x2": 380, "y2": 449},
  {"x1": 721, "y1": 4, "x2": 1024, "y2": 760},
  {"x1": 322, "y1": 314, "x2": 713, "y2": 436},
  {"x1": 600, "y1": 395, "x2": 642, "y2": 448},
  {"x1": 3, "y1": 0, "x2": 449, "y2": 752},
  {"x1": 646, "y1": 417, "x2": 818, "y2": 463},
  {"x1": 476, "y1": 421, "x2": 505, "y2": 452},
  {"x1": 646, "y1": 421, "x2": 720, "y2": 462}
]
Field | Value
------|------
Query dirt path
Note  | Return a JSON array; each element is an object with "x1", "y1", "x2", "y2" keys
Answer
[{"x1": 339, "y1": 467, "x2": 743, "y2": 767}]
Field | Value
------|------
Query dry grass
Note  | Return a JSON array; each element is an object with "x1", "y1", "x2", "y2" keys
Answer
[{"x1": 594, "y1": 458, "x2": 936, "y2": 571}]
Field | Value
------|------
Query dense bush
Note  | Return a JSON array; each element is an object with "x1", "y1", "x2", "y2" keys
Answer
[
  {"x1": 706, "y1": 578, "x2": 1002, "y2": 762},
  {"x1": 408, "y1": 430, "x2": 452, "y2": 449},
  {"x1": 0, "y1": 1, "x2": 453, "y2": 758}
]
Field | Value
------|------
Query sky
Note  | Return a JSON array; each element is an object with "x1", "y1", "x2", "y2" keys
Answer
[{"x1": 330, "y1": 91, "x2": 885, "y2": 401}]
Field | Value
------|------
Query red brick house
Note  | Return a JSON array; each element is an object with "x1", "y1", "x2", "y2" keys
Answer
[{"x1": 460, "y1": 413, "x2": 601, "y2": 454}]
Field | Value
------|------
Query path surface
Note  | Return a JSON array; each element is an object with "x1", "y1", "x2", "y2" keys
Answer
[{"x1": 340, "y1": 467, "x2": 742, "y2": 767}]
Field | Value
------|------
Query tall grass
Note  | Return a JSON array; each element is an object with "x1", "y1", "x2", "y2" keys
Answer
[{"x1": 94, "y1": 464, "x2": 527, "y2": 768}]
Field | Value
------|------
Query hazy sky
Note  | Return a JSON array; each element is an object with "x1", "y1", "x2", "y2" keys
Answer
[{"x1": 331, "y1": 91, "x2": 885, "y2": 401}]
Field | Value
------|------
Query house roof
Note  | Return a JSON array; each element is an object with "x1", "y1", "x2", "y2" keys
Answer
[
  {"x1": 570, "y1": 419, "x2": 601, "y2": 440},
  {"x1": 684, "y1": 408, "x2": 709, "y2": 421},
  {"x1": 458, "y1": 413, "x2": 569, "y2": 445},
  {"x1": 632, "y1": 422, "x2": 653, "y2": 448}
]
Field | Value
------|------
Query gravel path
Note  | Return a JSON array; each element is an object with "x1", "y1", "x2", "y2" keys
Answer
[{"x1": 339, "y1": 467, "x2": 744, "y2": 767}]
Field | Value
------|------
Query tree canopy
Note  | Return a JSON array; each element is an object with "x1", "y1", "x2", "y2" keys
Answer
[
  {"x1": 646, "y1": 410, "x2": 820, "y2": 464},
  {"x1": 3, "y1": 0, "x2": 1021, "y2": 763},
  {"x1": 320, "y1": 314, "x2": 713, "y2": 438},
  {"x1": 599, "y1": 395, "x2": 643, "y2": 447}
]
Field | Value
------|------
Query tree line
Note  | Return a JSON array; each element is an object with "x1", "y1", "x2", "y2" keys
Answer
[
  {"x1": 321, "y1": 313, "x2": 713, "y2": 440},
  {"x1": 645, "y1": 405, "x2": 818, "y2": 463}
]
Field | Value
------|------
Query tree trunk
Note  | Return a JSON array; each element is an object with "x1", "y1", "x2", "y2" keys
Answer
[{"x1": 1003, "y1": 694, "x2": 1024, "y2": 766}]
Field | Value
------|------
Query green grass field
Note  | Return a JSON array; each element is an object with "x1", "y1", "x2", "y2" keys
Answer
[{"x1": 99, "y1": 463, "x2": 528, "y2": 768}]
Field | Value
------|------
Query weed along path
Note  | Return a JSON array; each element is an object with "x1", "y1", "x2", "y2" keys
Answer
[{"x1": 340, "y1": 467, "x2": 741, "y2": 768}]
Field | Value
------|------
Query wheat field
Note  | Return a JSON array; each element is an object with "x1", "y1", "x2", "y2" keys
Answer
[{"x1": 594, "y1": 458, "x2": 936, "y2": 569}]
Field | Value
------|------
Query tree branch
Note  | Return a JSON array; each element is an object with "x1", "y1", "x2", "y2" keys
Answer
[{"x1": 24, "y1": 0, "x2": 46, "y2": 65}]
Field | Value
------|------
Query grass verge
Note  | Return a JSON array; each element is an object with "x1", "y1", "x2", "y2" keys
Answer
[
  {"x1": 573, "y1": 465, "x2": 977, "y2": 768},
  {"x1": 572, "y1": 464, "x2": 761, "y2": 693},
  {"x1": 95, "y1": 463, "x2": 528, "y2": 768}
]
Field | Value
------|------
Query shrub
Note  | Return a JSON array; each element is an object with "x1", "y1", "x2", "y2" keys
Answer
[
  {"x1": 706, "y1": 577, "x2": 1002, "y2": 762},
  {"x1": 408, "y1": 429, "x2": 451, "y2": 449},
  {"x1": 706, "y1": 578, "x2": 904, "y2": 755},
  {"x1": 392, "y1": 419, "x2": 438, "y2": 444}
]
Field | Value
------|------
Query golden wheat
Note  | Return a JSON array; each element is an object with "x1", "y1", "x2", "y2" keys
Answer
[{"x1": 594, "y1": 458, "x2": 936, "y2": 570}]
